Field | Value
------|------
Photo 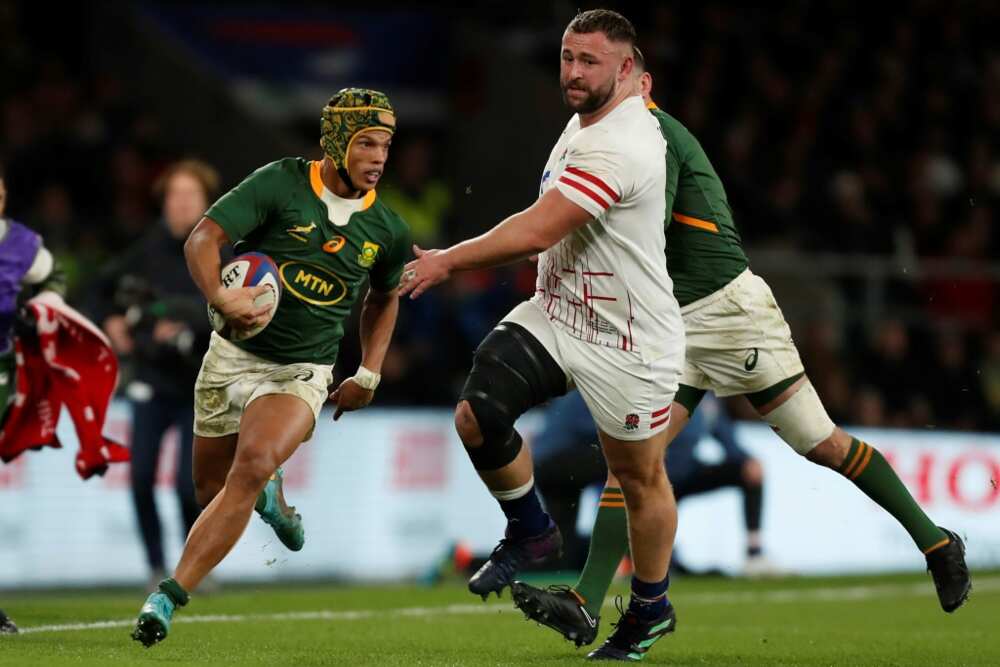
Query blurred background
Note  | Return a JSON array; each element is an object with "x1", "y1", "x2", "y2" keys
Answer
[{"x1": 1, "y1": 0, "x2": 998, "y2": 589}]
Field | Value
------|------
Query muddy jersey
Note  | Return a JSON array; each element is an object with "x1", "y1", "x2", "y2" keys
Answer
[{"x1": 206, "y1": 158, "x2": 410, "y2": 366}]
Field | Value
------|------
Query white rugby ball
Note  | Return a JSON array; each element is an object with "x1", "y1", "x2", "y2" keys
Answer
[{"x1": 207, "y1": 252, "x2": 281, "y2": 341}]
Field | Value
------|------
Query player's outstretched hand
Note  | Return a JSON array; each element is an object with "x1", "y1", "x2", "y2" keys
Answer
[
  {"x1": 398, "y1": 245, "x2": 451, "y2": 300},
  {"x1": 330, "y1": 378, "x2": 375, "y2": 421},
  {"x1": 212, "y1": 285, "x2": 272, "y2": 331}
]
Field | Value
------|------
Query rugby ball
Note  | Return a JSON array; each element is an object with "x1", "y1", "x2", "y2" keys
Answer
[{"x1": 207, "y1": 252, "x2": 281, "y2": 341}]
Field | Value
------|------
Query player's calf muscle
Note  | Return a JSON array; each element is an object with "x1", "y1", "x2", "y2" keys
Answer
[
  {"x1": 194, "y1": 477, "x2": 223, "y2": 508},
  {"x1": 193, "y1": 435, "x2": 237, "y2": 507}
]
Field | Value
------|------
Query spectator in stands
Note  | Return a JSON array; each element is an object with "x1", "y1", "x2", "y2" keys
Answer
[
  {"x1": 379, "y1": 135, "x2": 452, "y2": 248},
  {"x1": 373, "y1": 135, "x2": 456, "y2": 403},
  {"x1": 93, "y1": 160, "x2": 217, "y2": 587}
]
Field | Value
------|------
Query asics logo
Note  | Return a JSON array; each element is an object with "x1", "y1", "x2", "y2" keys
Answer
[{"x1": 744, "y1": 348, "x2": 759, "y2": 371}]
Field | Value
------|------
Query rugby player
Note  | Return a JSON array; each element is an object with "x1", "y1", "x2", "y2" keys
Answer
[
  {"x1": 512, "y1": 50, "x2": 972, "y2": 661},
  {"x1": 402, "y1": 10, "x2": 684, "y2": 658},
  {"x1": 132, "y1": 89, "x2": 411, "y2": 647}
]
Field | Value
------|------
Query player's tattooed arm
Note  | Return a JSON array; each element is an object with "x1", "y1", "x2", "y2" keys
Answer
[
  {"x1": 399, "y1": 189, "x2": 592, "y2": 298},
  {"x1": 184, "y1": 217, "x2": 271, "y2": 331}
]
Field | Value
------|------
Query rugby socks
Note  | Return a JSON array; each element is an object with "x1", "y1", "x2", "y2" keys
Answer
[
  {"x1": 573, "y1": 487, "x2": 629, "y2": 617},
  {"x1": 839, "y1": 438, "x2": 948, "y2": 553},
  {"x1": 629, "y1": 574, "x2": 670, "y2": 621},
  {"x1": 158, "y1": 578, "x2": 189, "y2": 607},
  {"x1": 493, "y1": 477, "x2": 550, "y2": 540}
]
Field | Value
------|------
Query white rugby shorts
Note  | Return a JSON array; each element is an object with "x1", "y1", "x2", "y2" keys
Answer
[
  {"x1": 504, "y1": 301, "x2": 683, "y2": 441},
  {"x1": 680, "y1": 269, "x2": 805, "y2": 396},
  {"x1": 193, "y1": 332, "x2": 333, "y2": 439}
]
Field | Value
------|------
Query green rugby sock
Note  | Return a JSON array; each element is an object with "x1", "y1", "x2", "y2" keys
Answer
[
  {"x1": 839, "y1": 438, "x2": 948, "y2": 553},
  {"x1": 158, "y1": 578, "x2": 189, "y2": 607},
  {"x1": 573, "y1": 487, "x2": 629, "y2": 618}
]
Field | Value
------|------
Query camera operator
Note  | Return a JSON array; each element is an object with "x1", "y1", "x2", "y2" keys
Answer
[{"x1": 94, "y1": 160, "x2": 218, "y2": 586}]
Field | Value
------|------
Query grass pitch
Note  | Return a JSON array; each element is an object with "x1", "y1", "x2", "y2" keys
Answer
[{"x1": 2, "y1": 571, "x2": 997, "y2": 665}]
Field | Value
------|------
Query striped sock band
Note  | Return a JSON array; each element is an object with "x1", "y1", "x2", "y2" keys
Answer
[
  {"x1": 598, "y1": 487, "x2": 626, "y2": 508},
  {"x1": 839, "y1": 438, "x2": 875, "y2": 480}
]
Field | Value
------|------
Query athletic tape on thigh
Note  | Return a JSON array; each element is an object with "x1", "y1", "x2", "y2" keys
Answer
[{"x1": 761, "y1": 380, "x2": 836, "y2": 455}]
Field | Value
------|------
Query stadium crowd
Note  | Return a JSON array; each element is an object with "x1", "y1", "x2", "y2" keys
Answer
[{"x1": 2, "y1": 2, "x2": 997, "y2": 430}]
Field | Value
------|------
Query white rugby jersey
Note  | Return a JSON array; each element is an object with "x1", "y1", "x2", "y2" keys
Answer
[{"x1": 531, "y1": 95, "x2": 683, "y2": 362}]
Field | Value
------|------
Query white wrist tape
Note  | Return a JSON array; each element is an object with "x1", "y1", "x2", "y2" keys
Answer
[{"x1": 352, "y1": 366, "x2": 381, "y2": 391}]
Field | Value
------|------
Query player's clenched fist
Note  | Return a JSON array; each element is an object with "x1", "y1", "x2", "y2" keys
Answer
[{"x1": 210, "y1": 284, "x2": 272, "y2": 331}]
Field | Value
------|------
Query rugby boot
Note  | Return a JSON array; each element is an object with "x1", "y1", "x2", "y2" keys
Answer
[
  {"x1": 468, "y1": 520, "x2": 562, "y2": 600},
  {"x1": 131, "y1": 591, "x2": 174, "y2": 647},
  {"x1": 926, "y1": 527, "x2": 972, "y2": 613},
  {"x1": 255, "y1": 467, "x2": 305, "y2": 551},
  {"x1": 512, "y1": 582, "x2": 599, "y2": 646},
  {"x1": 0, "y1": 609, "x2": 17, "y2": 634},
  {"x1": 587, "y1": 597, "x2": 676, "y2": 662}
]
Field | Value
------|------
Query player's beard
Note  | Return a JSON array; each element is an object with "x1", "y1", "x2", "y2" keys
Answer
[{"x1": 560, "y1": 76, "x2": 616, "y2": 114}]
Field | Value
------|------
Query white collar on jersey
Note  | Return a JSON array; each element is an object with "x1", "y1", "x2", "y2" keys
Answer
[
  {"x1": 573, "y1": 94, "x2": 645, "y2": 128},
  {"x1": 309, "y1": 160, "x2": 377, "y2": 227}
]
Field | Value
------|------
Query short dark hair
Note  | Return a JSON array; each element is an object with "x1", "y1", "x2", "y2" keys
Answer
[
  {"x1": 632, "y1": 45, "x2": 646, "y2": 72},
  {"x1": 566, "y1": 9, "x2": 637, "y2": 46}
]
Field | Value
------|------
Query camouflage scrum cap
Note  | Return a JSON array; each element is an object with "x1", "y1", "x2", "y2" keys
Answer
[{"x1": 320, "y1": 88, "x2": 396, "y2": 177}]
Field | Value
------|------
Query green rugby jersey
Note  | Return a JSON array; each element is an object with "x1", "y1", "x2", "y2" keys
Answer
[
  {"x1": 649, "y1": 102, "x2": 749, "y2": 307},
  {"x1": 205, "y1": 157, "x2": 410, "y2": 366}
]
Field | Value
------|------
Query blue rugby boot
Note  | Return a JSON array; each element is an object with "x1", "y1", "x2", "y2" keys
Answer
[{"x1": 255, "y1": 467, "x2": 305, "y2": 551}]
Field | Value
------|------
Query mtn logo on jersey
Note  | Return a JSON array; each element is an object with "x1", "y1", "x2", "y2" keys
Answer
[
  {"x1": 287, "y1": 222, "x2": 317, "y2": 242},
  {"x1": 279, "y1": 261, "x2": 348, "y2": 306},
  {"x1": 357, "y1": 241, "x2": 380, "y2": 268}
]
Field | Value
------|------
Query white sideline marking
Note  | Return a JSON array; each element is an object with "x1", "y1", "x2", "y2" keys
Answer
[
  {"x1": 15, "y1": 577, "x2": 998, "y2": 636},
  {"x1": 18, "y1": 603, "x2": 505, "y2": 635}
]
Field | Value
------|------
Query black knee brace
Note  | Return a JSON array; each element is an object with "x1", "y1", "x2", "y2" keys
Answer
[{"x1": 459, "y1": 322, "x2": 567, "y2": 470}]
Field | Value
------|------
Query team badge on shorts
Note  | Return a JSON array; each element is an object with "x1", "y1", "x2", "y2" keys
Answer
[
  {"x1": 624, "y1": 413, "x2": 640, "y2": 432},
  {"x1": 358, "y1": 241, "x2": 380, "y2": 268}
]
